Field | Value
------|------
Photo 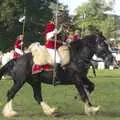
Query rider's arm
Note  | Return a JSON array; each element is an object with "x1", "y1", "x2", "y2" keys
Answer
[
  {"x1": 46, "y1": 25, "x2": 63, "y2": 40},
  {"x1": 46, "y1": 29, "x2": 57, "y2": 40}
]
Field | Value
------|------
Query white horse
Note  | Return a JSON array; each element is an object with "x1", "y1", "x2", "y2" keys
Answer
[
  {"x1": 1, "y1": 50, "x2": 14, "y2": 66},
  {"x1": 0, "y1": 50, "x2": 14, "y2": 79}
]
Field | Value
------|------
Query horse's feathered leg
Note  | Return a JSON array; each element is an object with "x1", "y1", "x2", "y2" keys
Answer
[
  {"x1": 75, "y1": 74, "x2": 91, "y2": 105},
  {"x1": 28, "y1": 80, "x2": 56, "y2": 115},
  {"x1": 90, "y1": 61, "x2": 96, "y2": 77},
  {"x1": 2, "y1": 67, "x2": 26, "y2": 118},
  {"x1": 2, "y1": 99, "x2": 17, "y2": 118},
  {"x1": 7, "y1": 81, "x2": 25, "y2": 101},
  {"x1": 28, "y1": 81, "x2": 43, "y2": 104},
  {"x1": 83, "y1": 76, "x2": 95, "y2": 94},
  {"x1": 2, "y1": 81, "x2": 25, "y2": 118},
  {"x1": 75, "y1": 74, "x2": 100, "y2": 116}
]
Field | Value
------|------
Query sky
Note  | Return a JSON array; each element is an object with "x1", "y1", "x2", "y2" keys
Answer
[
  {"x1": 59, "y1": 0, "x2": 120, "y2": 16},
  {"x1": 113, "y1": 0, "x2": 120, "y2": 15},
  {"x1": 59, "y1": 0, "x2": 88, "y2": 15}
]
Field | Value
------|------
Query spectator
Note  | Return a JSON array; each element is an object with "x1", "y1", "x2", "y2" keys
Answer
[
  {"x1": 66, "y1": 29, "x2": 81, "y2": 43},
  {"x1": 73, "y1": 29, "x2": 81, "y2": 40}
]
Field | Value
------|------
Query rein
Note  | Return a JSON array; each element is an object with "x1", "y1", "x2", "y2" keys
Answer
[{"x1": 91, "y1": 59, "x2": 103, "y2": 62}]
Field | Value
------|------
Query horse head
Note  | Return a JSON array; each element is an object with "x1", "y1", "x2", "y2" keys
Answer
[
  {"x1": 69, "y1": 34, "x2": 114, "y2": 72},
  {"x1": 95, "y1": 33, "x2": 114, "y2": 65}
]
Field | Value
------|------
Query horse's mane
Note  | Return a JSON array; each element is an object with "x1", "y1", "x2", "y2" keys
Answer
[
  {"x1": 82, "y1": 34, "x2": 96, "y2": 44},
  {"x1": 70, "y1": 34, "x2": 97, "y2": 54}
]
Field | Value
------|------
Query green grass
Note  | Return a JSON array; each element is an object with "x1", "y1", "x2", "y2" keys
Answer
[{"x1": 0, "y1": 69, "x2": 120, "y2": 120}]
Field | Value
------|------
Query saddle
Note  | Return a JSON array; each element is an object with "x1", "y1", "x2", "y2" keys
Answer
[
  {"x1": 28, "y1": 42, "x2": 52, "y2": 65},
  {"x1": 28, "y1": 42, "x2": 70, "y2": 67}
]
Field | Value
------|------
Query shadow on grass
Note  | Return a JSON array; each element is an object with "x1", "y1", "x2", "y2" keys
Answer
[
  {"x1": 98, "y1": 75, "x2": 120, "y2": 78},
  {"x1": 7, "y1": 112, "x2": 84, "y2": 120},
  {"x1": 98, "y1": 111, "x2": 120, "y2": 118},
  {"x1": 89, "y1": 75, "x2": 120, "y2": 79},
  {"x1": 8, "y1": 111, "x2": 120, "y2": 119},
  {"x1": 53, "y1": 111, "x2": 84, "y2": 117},
  {"x1": 55, "y1": 111, "x2": 120, "y2": 118},
  {"x1": 20, "y1": 111, "x2": 85, "y2": 118}
]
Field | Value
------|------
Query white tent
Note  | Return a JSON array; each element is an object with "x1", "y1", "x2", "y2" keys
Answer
[{"x1": 104, "y1": 10, "x2": 120, "y2": 16}]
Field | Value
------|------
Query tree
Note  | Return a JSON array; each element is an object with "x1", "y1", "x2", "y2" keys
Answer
[
  {"x1": 73, "y1": 0, "x2": 117, "y2": 38},
  {"x1": 0, "y1": 0, "x2": 56, "y2": 51}
]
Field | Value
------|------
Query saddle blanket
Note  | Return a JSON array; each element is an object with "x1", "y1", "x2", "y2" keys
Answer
[{"x1": 32, "y1": 64, "x2": 52, "y2": 74}]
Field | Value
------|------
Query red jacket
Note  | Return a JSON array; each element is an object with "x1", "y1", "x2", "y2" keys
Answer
[
  {"x1": 44, "y1": 22, "x2": 62, "y2": 49},
  {"x1": 15, "y1": 39, "x2": 22, "y2": 49},
  {"x1": 73, "y1": 34, "x2": 80, "y2": 40},
  {"x1": 13, "y1": 37, "x2": 23, "y2": 59}
]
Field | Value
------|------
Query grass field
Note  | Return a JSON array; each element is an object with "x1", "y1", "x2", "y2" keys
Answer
[{"x1": 0, "y1": 69, "x2": 120, "y2": 120}]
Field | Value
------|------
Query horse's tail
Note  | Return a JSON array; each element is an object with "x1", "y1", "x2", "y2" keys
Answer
[{"x1": 0, "y1": 59, "x2": 15, "y2": 80}]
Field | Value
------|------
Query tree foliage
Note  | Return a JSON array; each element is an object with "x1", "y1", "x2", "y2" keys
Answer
[
  {"x1": 0, "y1": 0, "x2": 56, "y2": 51},
  {"x1": 73, "y1": 0, "x2": 118, "y2": 39}
]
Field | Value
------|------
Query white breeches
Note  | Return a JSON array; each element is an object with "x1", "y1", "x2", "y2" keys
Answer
[
  {"x1": 46, "y1": 48, "x2": 61, "y2": 64},
  {"x1": 15, "y1": 48, "x2": 23, "y2": 55}
]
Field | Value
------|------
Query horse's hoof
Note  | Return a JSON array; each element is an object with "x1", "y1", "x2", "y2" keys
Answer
[
  {"x1": 42, "y1": 107, "x2": 57, "y2": 116},
  {"x1": 85, "y1": 105, "x2": 100, "y2": 116},
  {"x1": 51, "y1": 111, "x2": 59, "y2": 117},
  {"x1": 2, "y1": 110, "x2": 18, "y2": 118},
  {"x1": 91, "y1": 105, "x2": 100, "y2": 115},
  {"x1": 49, "y1": 107, "x2": 56, "y2": 115}
]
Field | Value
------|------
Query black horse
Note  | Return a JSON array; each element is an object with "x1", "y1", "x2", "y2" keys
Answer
[{"x1": 0, "y1": 34, "x2": 113, "y2": 118}]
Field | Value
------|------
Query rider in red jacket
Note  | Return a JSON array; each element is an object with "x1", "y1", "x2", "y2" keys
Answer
[
  {"x1": 13, "y1": 34, "x2": 24, "y2": 59},
  {"x1": 44, "y1": 9, "x2": 65, "y2": 64}
]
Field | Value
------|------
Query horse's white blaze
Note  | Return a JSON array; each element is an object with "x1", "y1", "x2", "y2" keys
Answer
[
  {"x1": 40, "y1": 102, "x2": 56, "y2": 115},
  {"x1": 84, "y1": 102, "x2": 100, "y2": 116},
  {"x1": 2, "y1": 100, "x2": 17, "y2": 118}
]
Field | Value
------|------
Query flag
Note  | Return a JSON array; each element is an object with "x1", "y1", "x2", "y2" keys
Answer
[{"x1": 19, "y1": 16, "x2": 26, "y2": 23}]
